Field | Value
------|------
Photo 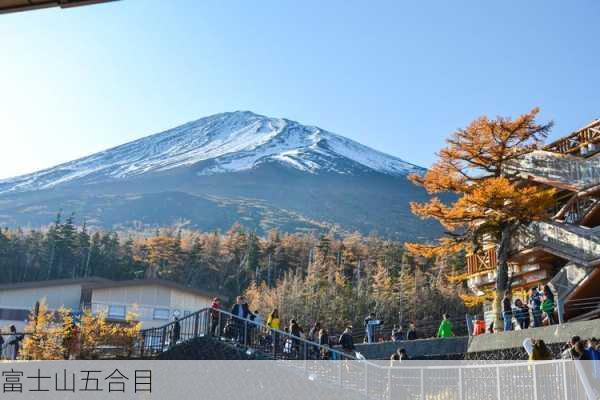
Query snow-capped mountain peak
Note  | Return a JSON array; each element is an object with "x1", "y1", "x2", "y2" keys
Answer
[{"x1": 0, "y1": 111, "x2": 423, "y2": 194}]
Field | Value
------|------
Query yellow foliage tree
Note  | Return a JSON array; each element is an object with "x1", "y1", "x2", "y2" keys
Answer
[
  {"x1": 21, "y1": 301, "x2": 140, "y2": 360},
  {"x1": 20, "y1": 300, "x2": 65, "y2": 360},
  {"x1": 406, "y1": 108, "x2": 555, "y2": 330},
  {"x1": 79, "y1": 309, "x2": 141, "y2": 359}
]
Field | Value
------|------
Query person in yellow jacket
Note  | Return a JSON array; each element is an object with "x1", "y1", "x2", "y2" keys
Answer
[{"x1": 266, "y1": 309, "x2": 281, "y2": 351}]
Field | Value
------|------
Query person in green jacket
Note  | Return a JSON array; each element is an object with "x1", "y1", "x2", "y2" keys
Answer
[
  {"x1": 541, "y1": 285, "x2": 556, "y2": 325},
  {"x1": 437, "y1": 314, "x2": 454, "y2": 338}
]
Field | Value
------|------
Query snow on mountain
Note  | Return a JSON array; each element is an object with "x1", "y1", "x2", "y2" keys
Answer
[{"x1": 0, "y1": 111, "x2": 423, "y2": 194}]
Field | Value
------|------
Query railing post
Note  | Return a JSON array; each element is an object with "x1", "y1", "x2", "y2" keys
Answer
[
  {"x1": 193, "y1": 312, "x2": 199, "y2": 336},
  {"x1": 140, "y1": 332, "x2": 145, "y2": 358},
  {"x1": 217, "y1": 311, "x2": 222, "y2": 338},
  {"x1": 496, "y1": 365, "x2": 501, "y2": 400},
  {"x1": 364, "y1": 362, "x2": 369, "y2": 399},
  {"x1": 303, "y1": 342, "x2": 308, "y2": 373},
  {"x1": 244, "y1": 319, "x2": 248, "y2": 346},
  {"x1": 387, "y1": 366, "x2": 392, "y2": 400},
  {"x1": 206, "y1": 310, "x2": 210, "y2": 334},
  {"x1": 458, "y1": 366, "x2": 463, "y2": 400},
  {"x1": 561, "y1": 360, "x2": 569, "y2": 400},
  {"x1": 532, "y1": 363, "x2": 538, "y2": 400},
  {"x1": 419, "y1": 368, "x2": 424, "y2": 400}
]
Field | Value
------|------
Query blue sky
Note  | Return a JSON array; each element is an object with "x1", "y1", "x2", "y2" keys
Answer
[{"x1": 1, "y1": 0, "x2": 599, "y2": 178}]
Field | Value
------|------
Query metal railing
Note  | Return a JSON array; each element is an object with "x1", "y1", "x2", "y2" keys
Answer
[
  {"x1": 138, "y1": 307, "x2": 356, "y2": 361},
  {"x1": 503, "y1": 149, "x2": 600, "y2": 190},
  {"x1": 138, "y1": 307, "x2": 598, "y2": 399},
  {"x1": 510, "y1": 221, "x2": 600, "y2": 264},
  {"x1": 341, "y1": 316, "x2": 470, "y2": 344}
]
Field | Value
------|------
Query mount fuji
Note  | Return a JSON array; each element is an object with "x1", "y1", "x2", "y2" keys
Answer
[{"x1": 0, "y1": 111, "x2": 441, "y2": 240}]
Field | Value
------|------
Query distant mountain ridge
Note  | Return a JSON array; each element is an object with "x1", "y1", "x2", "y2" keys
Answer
[{"x1": 0, "y1": 111, "x2": 440, "y2": 241}]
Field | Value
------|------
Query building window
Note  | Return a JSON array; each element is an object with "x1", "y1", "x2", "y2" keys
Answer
[
  {"x1": 0, "y1": 308, "x2": 30, "y2": 321},
  {"x1": 153, "y1": 308, "x2": 170, "y2": 321},
  {"x1": 108, "y1": 305, "x2": 126, "y2": 320}
]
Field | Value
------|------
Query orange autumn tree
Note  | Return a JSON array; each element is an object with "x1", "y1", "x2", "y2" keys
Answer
[{"x1": 405, "y1": 108, "x2": 555, "y2": 330}]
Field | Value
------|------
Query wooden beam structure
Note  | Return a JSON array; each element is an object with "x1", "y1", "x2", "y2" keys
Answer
[{"x1": 545, "y1": 119, "x2": 600, "y2": 157}]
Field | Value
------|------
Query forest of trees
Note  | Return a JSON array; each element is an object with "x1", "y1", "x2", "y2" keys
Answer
[{"x1": 0, "y1": 212, "x2": 475, "y2": 334}]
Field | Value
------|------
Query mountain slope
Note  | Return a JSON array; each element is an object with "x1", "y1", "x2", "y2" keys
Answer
[
  {"x1": 0, "y1": 111, "x2": 440, "y2": 240},
  {"x1": 0, "y1": 111, "x2": 422, "y2": 194}
]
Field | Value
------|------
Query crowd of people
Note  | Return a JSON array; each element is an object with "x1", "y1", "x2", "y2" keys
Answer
[
  {"x1": 201, "y1": 295, "x2": 362, "y2": 359},
  {"x1": 197, "y1": 293, "x2": 462, "y2": 358},
  {"x1": 200, "y1": 295, "x2": 463, "y2": 359},
  {"x1": 501, "y1": 285, "x2": 556, "y2": 332},
  {"x1": 525, "y1": 335, "x2": 600, "y2": 364}
]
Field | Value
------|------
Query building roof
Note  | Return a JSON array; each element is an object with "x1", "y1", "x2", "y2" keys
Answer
[
  {"x1": 0, "y1": 277, "x2": 111, "y2": 291},
  {"x1": 0, "y1": 277, "x2": 227, "y2": 302},
  {"x1": 89, "y1": 279, "x2": 226, "y2": 301},
  {"x1": 0, "y1": 0, "x2": 115, "y2": 14}
]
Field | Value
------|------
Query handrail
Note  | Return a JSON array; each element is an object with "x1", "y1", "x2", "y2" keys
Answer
[
  {"x1": 503, "y1": 149, "x2": 600, "y2": 190},
  {"x1": 138, "y1": 306, "x2": 356, "y2": 361},
  {"x1": 137, "y1": 307, "x2": 593, "y2": 399},
  {"x1": 510, "y1": 220, "x2": 600, "y2": 265}
]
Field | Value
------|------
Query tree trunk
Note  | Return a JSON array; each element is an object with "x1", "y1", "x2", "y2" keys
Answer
[{"x1": 494, "y1": 223, "x2": 513, "y2": 332}]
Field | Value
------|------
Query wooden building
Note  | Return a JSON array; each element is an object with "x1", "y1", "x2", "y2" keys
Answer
[{"x1": 466, "y1": 119, "x2": 600, "y2": 322}]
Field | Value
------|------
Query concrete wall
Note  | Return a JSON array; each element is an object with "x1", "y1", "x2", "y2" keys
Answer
[
  {"x1": 91, "y1": 285, "x2": 211, "y2": 328},
  {"x1": 0, "y1": 284, "x2": 84, "y2": 331},
  {"x1": 356, "y1": 319, "x2": 600, "y2": 359},
  {"x1": 0, "y1": 284, "x2": 82, "y2": 311},
  {"x1": 467, "y1": 318, "x2": 600, "y2": 353},
  {"x1": 355, "y1": 337, "x2": 469, "y2": 359}
]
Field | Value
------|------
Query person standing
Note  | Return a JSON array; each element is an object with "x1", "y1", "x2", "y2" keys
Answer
[
  {"x1": 529, "y1": 339, "x2": 553, "y2": 361},
  {"x1": 210, "y1": 297, "x2": 221, "y2": 336},
  {"x1": 529, "y1": 287, "x2": 543, "y2": 327},
  {"x1": 318, "y1": 328, "x2": 330, "y2": 360},
  {"x1": 541, "y1": 285, "x2": 556, "y2": 325},
  {"x1": 364, "y1": 313, "x2": 383, "y2": 344},
  {"x1": 437, "y1": 314, "x2": 454, "y2": 338},
  {"x1": 248, "y1": 309, "x2": 262, "y2": 346},
  {"x1": 502, "y1": 291, "x2": 513, "y2": 331},
  {"x1": 339, "y1": 326, "x2": 355, "y2": 354},
  {"x1": 3, "y1": 325, "x2": 22, "y2": 360},
  {"x1": 307, "y1": 321, "x2": 322, "y2": 358},
  {"x1": 266, "y1": 309, "x2": 281, "y2": 351},
  {"x1": 406, "y1": 322, "x2": 417, "y2": 340},
  {"x1": 562, "y1": 336, "x2": 581, "y2": 359},
  {"x1": 289, "y1": 319, "x2": 304, "y2": 357},
  {"x1": 308, "y1": 322, "x2": 321, "y2": 343},
  {"x1": 514, "y1": 299, "x2": 530, "y2": 330},
  {"x1": 230, "y1": 296, "x2": 250, "y2": 342},
  {"x1": 171, "y1": 317, "x2": 181, "y2": 347},
  {"x1": 392, "y1": 325, "x2": 404, "y2": 342}
]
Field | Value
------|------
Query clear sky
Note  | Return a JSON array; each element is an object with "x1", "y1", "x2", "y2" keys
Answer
[{"x1": 1, "y1": 0, "x2": 599, "y2": 178}]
